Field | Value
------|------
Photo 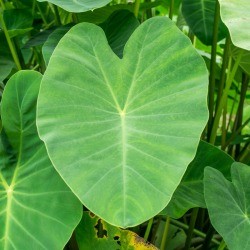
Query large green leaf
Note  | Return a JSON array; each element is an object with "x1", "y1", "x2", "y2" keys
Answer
[
  {"x1": 37, "y1": 0, "x2": 111, "y2": 13},
  {"x1": 0, "y1": 71, "x2": 82, "y2": 249},
  {"x1": 37, "y1": 17, "x2": 208, "y2": 228},
  {"x1": 163, "y1": 140, "x2": 234, "y2": 218},
  {"x1": 182, "y1": 0, "x2": 227, "y2": 45},
  {"x1": 204, "y1": 162, "x2": 250, "y2": 250},
  {"x1": 219, "y1": 0, "x2": 250, "y2": 51}
]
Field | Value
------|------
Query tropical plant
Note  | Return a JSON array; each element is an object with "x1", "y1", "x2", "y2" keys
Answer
[{"x1": 0, "y1": 0, "x2": 249, "y2": 249}]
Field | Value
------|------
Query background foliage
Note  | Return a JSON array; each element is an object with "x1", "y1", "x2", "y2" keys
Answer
[{"x1": 0, "y1": 0, "x2": 249, "y2": 249}]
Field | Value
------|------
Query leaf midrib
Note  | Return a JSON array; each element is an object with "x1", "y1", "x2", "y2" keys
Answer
[{"x1": 2, "y1": 81, "x2": 34, "y2": 248}]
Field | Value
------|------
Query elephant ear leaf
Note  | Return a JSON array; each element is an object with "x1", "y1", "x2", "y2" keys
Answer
[
  {"x1": 37, "y1": 17, "x2": 208, "y2": 228},
  {"x1": 0, "y1": 71, "x2": 82, "y2": 249},
  {"x1": 218, "y1": 0, "x2": 250, "y2": 51},
  {"x1": 182, "y1": 0, "x2": 227, "y2": 45},
  {"x1": 204, "y1": 162, "x2": 250, "y2": 250}
]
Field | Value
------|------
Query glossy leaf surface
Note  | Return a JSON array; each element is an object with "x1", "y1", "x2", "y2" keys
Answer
[
  {"x1": 37, "y1": 0, "x2": 112, "y2": 13},
  {"x1": 162, "y1": 141, "x2": 234, "y2": 218},
  {"x1": 0, "y1": 71, "x2": 82, "y2": 249},
  {"x1": 204, "y1": 162, "x2": 250, "y2": 250},
  {"x1": 219, "y1": 0, "x2": 250, "y2": 50},
  {"x1": 37, "y1": 17, "x2": 208, "y2": 227},
  {"x1": 182, "y1": 0, "x2": 227, "y2": 45}
]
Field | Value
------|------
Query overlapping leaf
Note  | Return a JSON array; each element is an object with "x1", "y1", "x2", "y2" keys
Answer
[
  {"x1": 219, "y1": 0, "x2": 250, "y2": 51},
  {"x1": 182, "y1": 0, "x2": 227, "y2": 45},
  {"x1": 37, "y1": 17, "x2": 208, "y2": 227},
  {"x1": 37, "y1": 0, "x2": 112, "y2": 13},
  {"x1": 163, "y1": 141, "x2": 234, "y2": 218},
  {"x1": 76, "y1": 212, "x2": 157, "y2": 250},
  {"x1": 0, "y1": 71, "x2": 82, "y2": 249},
  {"x1": 204, "y1": 162, "x2": 250, "y2": 250}
]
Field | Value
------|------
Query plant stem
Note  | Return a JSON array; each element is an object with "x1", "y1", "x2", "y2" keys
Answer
[
  {"x1": 209, "y1": 51, "x2": 243, "y2": 144},
  {"x1": 0, "y1": 12, "x2": 22, "y2": 70},
  {"x1": 134, "y1": 0, "x2": 140, "y2": 18},
  {"x1": 207, "y1": 0, "x2": 221, "y2": 140},
  {"x1": 217, "y1": 239, "x2": 226, "y2": 250},
  {"x1": 144, "y1": 217, "x2": 154, "y2": 241},
  {"x1": 232, "y1": 74, "x2": 249, "y2": 156},
  {"x1": 221, "y1": 104, "x2": 227, "y2": 149},
  {"x1": 184, "y1": 208, "x2": 199, "y2": 250},
  {"x1": 202, "y1": 226, "x2": 215, "y2": 249},
  {"x1": 36, "y1": 2, "x2": 48, "y2": 26},
  {"x1": 169, "y1": 0, "x2": 174, "y2": 20},
  {"x1": 49, "y1": 3, "x2": 61, "y2": 25},
  {"x1": 170, "y1": 219, "x2": 220, "y2": 245},
  {"x1": 160, "y1": 216, "x2": 170, "y2": 250},
  {"x1": 239, "y1": 143, "x2": 250, "y2": 162},
  {"x1": 224, "y1": 117, "x2": 250, "y2": 149},
  {"x1": 215, "y1": 36, "x2": 230, "y2": 112},
  {"x1": 0, "y1": 0, "x2": 5, "y2": 9},
  {"x1": 144, "y1": 0, "x2": 152, "y2": 19}
]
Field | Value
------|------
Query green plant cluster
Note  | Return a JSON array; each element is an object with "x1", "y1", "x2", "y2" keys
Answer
[{"x1": 0, "y1": 0, "x2": 249, "y2": 249}]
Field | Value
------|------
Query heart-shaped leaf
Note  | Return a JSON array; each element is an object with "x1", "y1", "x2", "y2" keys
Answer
[
  {"x1": 0, "y1": 71, "x2": 82, "y2": 249},
  {"x1": 218, "y1": 0, "x2": 250, "y2": 51},
  {"x1": 37, "y1": 17, "x2": 208, "y2": 227},
  {"x1": 204, "y1": 162, "x2": 250, "y2": 250},
  {"x1": 182, "y1": 0, "x2": 227, "y2": 45},
  {"x1": 37, "y1": 0, "x2": 112, "y2": 13}
]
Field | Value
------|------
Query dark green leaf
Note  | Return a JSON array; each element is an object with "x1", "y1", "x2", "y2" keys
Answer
[
  {"x1": 100, "y1": 10, "x2": 139, "y2": 58},
  {"x1": 3, "y1": 9, "x2": 33, "y2": 38},
  {"x1": 182, "y1": 0, "x2": 227, "y2": 45}
]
